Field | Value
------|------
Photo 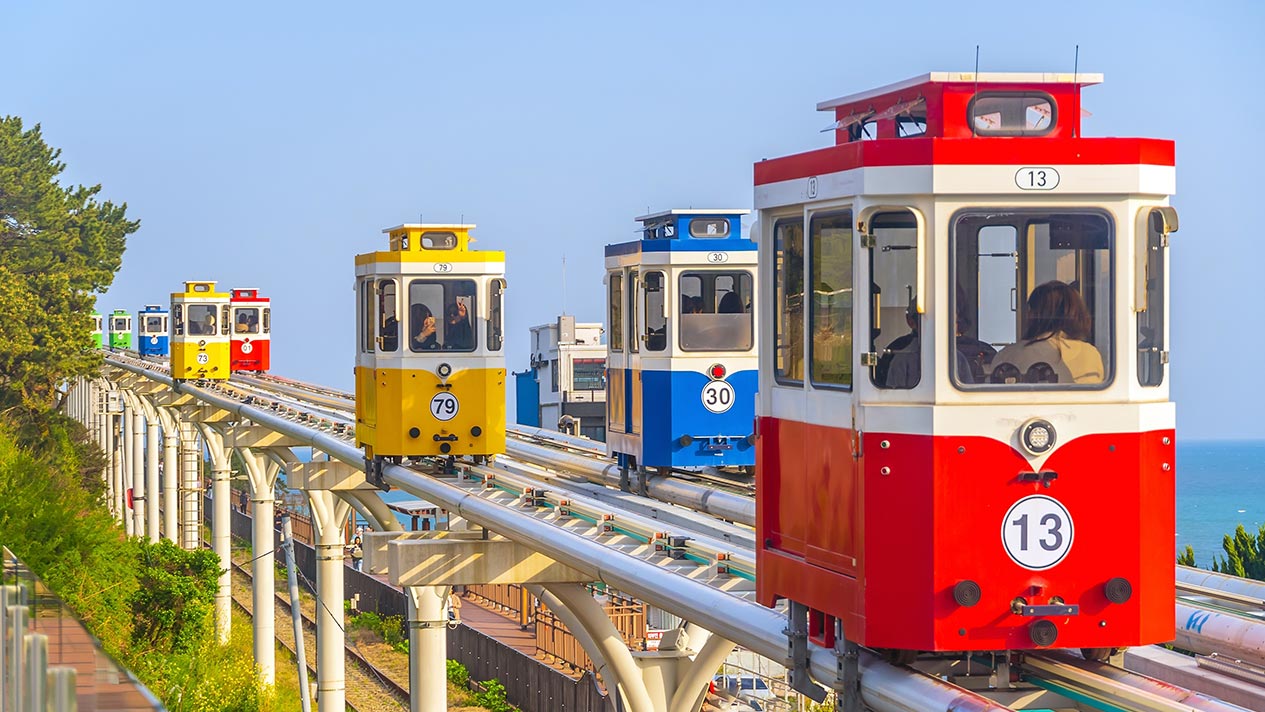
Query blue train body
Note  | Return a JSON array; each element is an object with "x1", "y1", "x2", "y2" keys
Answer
[
  {"x1": 137, "y1": 304, "x2": 170, "y2": 357},
  {"x1": 605, "y1": 210, "x2": 758, "y2": 471}
]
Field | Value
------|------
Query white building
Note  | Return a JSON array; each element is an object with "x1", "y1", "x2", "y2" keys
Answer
[{"x1": 514, "y1": 316, "x2": 607, "y2": 441}]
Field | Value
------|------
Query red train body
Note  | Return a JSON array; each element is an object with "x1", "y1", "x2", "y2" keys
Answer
[
  {"x1": 754, "y1": 72, "x2": 1177, "y2": 653},
  {"x1": 229, "y1": 288, "x2": 271, "y2": 373}
]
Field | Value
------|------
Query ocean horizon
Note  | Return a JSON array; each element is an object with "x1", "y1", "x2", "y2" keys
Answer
[{"x1": 1176, "y1": 439, "x2": 1265, "y2": 569}]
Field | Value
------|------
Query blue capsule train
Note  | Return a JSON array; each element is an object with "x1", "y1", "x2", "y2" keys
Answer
[
  {"x1": 137, "y1": 304, "x2": 170, "y2": 357},
  {"x1": 605, "y1": 210, "x2": 758, "y2": 475}
]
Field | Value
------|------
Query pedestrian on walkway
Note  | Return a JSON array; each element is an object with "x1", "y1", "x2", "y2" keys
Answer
[{"x1": 351, "y1": 536, "x2": 363, "y2": 572}]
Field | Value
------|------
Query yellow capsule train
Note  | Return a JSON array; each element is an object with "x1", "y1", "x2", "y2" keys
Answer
[
  {"x1": 171, "y1": 280, "x2": 231, "y2": 381},
  {"x1": 355, "y1": 224, "x2": 507, "y2": 486}
]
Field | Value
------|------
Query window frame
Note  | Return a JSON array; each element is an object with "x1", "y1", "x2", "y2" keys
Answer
[
  {"x1": 608, "y1": 272, "x2": 624, "y2": 352},
  {"x1": 808, "y1": 209, "x2": 855, "y2": 391},
  {"x1": 360, "y1": 279, "x2": 374, "y2": 353},
  {"x1": 677, "y1": 269, "x2": 755, "y2": 352},
  {"x1": 628, "y1": 269, "x2": 640, "y2": 354},
  {"x1": 772, "y1": 217, "x2": 805, "y2": 386},
  {"x1": 643, "y1": 270, "x2": 667, "y2": 352},
  {"x1": 688, "y1": 218, "x2": 730, "y2": 238},
  {"x1": 377, "y1": 278, "x2": 399, "y2": 353},
  {"x1": 488, "y1": 278, "x2": 506, "y2": 352},
  {"x1": 949, "y1": 207, "x2": 1117, "y2": 392},
  {"x1": 406, "y1": 278, "x2": 478, "y2": 353},
  {"x1": 1136, "y1": 207, "x2": 1173, "y2": 387},
  {"x1": 866, "y1": 209, "x2": 922, "y2": 390},
  {"x1": 967, "y1": 91, "x2": 1057, "y2": 137}
]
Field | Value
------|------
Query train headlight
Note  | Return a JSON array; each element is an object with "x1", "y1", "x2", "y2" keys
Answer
[
  {"x1": 1020, "y1": 419, "x2": 1056, "y2": 457},
  {"x1": 437, "y1": 363, "x2": 452, "y2": 378},
  {"x1": 708, "y1": 363, "x2": 726, "y2": 380}
]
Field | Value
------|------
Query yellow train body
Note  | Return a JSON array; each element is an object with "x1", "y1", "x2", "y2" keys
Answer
[
  {"x1": 170, "y1": 280, "x2": 231, "y2": 381},
  {"x1": 354, "y1": 224, "x2": 507, "y2": 473}
]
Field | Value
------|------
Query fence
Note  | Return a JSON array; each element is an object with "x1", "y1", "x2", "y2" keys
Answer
[{"x1": 450, "y1": 623, "x2": 615, "y2": 712}]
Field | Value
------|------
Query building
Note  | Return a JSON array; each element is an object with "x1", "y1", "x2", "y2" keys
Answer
[{"x1": 514, "y1": 316, "x2": 607, "y2": 442}]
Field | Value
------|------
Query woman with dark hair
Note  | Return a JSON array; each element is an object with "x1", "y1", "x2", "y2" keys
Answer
[
  {"x1": 444, "y1": 300, "x2": 474, "y2": 351},
  {"x1": 990, "y1": 281, "x2": 1104, "y2": 384},
  {"x1": 410, "y1": 303, "x2": 438, "y2": 351}
]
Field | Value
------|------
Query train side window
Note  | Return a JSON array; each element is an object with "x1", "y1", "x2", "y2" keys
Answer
[
  {"x1": 679, "y1": 271, "x2": 753, "y2": 351},
  {"x1": 488, "y1": 278, "x2": 506, "y2": 352},
  {"x1": 221, "y1": 305, "x2": 231, "y2": 336},
  {"x1": 869, "y1": 211, "x2": 920, "y2": 388},
  {"x1": 628, "y1": 270, "x2": 639, "y2": 354},
  {"x1": 377, "y1": 278, "x2": 398, "y2": 352},
  {"x1": 608, "y1": 273, "x2": 623, "y2": 352},
  {"x1": 172, "y1": 305, "x2": 183, "y2": 336},
  {"x1": 644, "y1": 271, "x2": 666, "y2": 352},
  {"x1": 360, "y1": 280, "x2": 374, "y2": 353},
  {"x1": 93, "y1": 316, "x2": 102, "y2": 331},
  {"x1": 952, "y1": 210, "x2": 1113, "y2": 389},
  {"x1": 1137, "y1": 208, "x2": 1175, "y2": 386},
  {"x1": 809, "y1": 211, "x2": 853, "y2": 389},
  {"x1": 773, "y1": 218, "x2": 805, "y2": 384},
  {"x1": 262, "y1": 308, "x2": 271, "y2": 334}
]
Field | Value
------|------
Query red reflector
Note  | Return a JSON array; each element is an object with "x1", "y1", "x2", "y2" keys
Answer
[{"x1": 709, "y1": 363, "x2": 726, "y2": 380}]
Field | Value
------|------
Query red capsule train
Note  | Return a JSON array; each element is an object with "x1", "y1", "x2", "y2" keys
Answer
[
  {"x1": 229, "y1": 288, "x2": 271, "y2": 373},
  {"x1": 754, "y1": 72, "x2": 1176, "y2": 656}
]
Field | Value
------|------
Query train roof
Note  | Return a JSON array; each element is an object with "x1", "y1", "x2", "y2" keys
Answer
[
  {"x1": 606, "y1": 210, "x2": 755, "y2": 257},
  {"x1": 633, "y1": 209, "x2": 749, "y2": 222},
  {"x1": 357, "y1": 223, "x2": 504, "y2": 265},
  {"x1": 139, "y1": 304, "x2": 167, "y2": 312},
  {"x1": 815, "y1": 71, "x2": 1103, "y2": 111}
]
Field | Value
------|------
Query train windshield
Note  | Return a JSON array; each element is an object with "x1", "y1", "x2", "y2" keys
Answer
[
  {"x1": 678, "y1": 271, "x2": 754, "y2": 351},
  {"x1": 112, "y1": 318, "x2": 129, "y2": 331},
  {"x1": 234, "y1": 308, "x2": 261, "y2": 334},
  {"x1": 144, "y1": 316, "x2": 164, "y2": 334},
  {"x1": 407, "y1": 279, "x2": 477, "y2": 352},
  {"x1": 185, "y1": 305, "x2": 218, "y2": 336},
  {"x1": 953, "y1": 210, "x2": 1113, "y2": 389}
]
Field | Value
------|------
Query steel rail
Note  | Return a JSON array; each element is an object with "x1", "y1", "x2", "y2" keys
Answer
[
  {"x1": 1025, "y1": 651, "x2": 1248, "y2": 712},
  {"x1": 103, "y1": 353, "x2": 1014, "y2": 712}
]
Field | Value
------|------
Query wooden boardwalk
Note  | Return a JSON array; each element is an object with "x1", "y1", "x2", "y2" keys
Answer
[{"x1": 30, "y1": 610, "x2": 160, "y2": 711}]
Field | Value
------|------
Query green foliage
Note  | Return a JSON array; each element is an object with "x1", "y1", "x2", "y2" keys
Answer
[
  {"x1": 348, "y1": 609, "x2": 408, "y2": 652},
  {"x1": 0, "y1": 116, "x2": 137, "y2": 416},
  {"x1": 1212, "y1": 524, "x2": 1265, "y2": 581},
  {"x1": 473, "y1": 678, "x2": 513, "y2": 712},
  {"x1": 130, "y1": 539, "x2": 221, "y2": 654},
  {"x1": 1177, "y1": 545, "x2": 1195, "y2": 567},
  {"x1": 447, "y1": 659, "x2": 470, "y2": 689}
]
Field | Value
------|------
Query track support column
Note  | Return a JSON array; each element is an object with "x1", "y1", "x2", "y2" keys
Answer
[
  {"x1": 306, "y1": 489, "x2": 352, "y2": 712},
  {"x1": 196, "y1": 421, "x2": 233, "y2": 645},
  {"x1": 128, "y1": 393, "x2": 146, "y2": 538},
  {"x1": 407, "y1": 586, "x2": 449, "y2": 712}
]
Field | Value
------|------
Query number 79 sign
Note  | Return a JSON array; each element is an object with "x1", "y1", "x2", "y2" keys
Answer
[{"x1": 430, "y1": 392, "x2": 459, "y2": 421}]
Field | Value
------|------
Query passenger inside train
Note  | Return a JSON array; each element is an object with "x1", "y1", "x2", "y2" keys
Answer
[
  {"x1": 679, "y1": 271, "x2": 753, "y2": 351},
  {"x1": 990, "y1": 280, "x2": 1104, "y2": 385},
  {"x1": 443, "y1": 301, "x2": 473, "y2": 351},
  {"x1": 405, "y1": 281, "x2": 477, "y2": 352},
  {"x1": 187, "y1": 306, "x2": 216, "y2": 336},
  {"x1": 410, "y1": 303, "x2": 438, "y2": 350}
]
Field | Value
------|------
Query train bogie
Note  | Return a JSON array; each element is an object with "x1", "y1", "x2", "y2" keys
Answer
[
  {"x1": 107, "y1": 309, "x2": 132, "y2": 350},
  {"x1": 170, "y1": 281, "x2": 231, "y2": 381},
  {"x1": 754, "y1": 72, "x2": 1177, "y2": 654},
  {"x1": 229, "y1": 288, "x2": 271, "y2": 373},
  {"x1": 137, "y1": 304, "x2": 169, "y2": 357},
  {"x1": 606, "y1": 210, "x2": 758, "y2": 473},
  {"x1": 355, "y1": 224, "x2": 507, "y2": 481}
]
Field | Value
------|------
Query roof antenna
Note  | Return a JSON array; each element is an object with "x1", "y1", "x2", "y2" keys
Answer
[
  {"x1": 971, "y1": 45, "x2": 980, "y2": 137},
  {"x1": 1072, "y1": 44, "x2": 1080, "y2": 138}
]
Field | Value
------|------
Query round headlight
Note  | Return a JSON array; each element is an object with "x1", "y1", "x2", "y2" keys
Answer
[
  {"x1": 437, "y1": 363, "x2": 452, "y2": 378},
  {"x1": 1020, "y1": 419, "x2": 1057, "y2": 456}
]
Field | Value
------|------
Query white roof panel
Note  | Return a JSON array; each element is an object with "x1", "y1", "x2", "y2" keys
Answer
[{"x1": 816, "y1": 72, "x2": 1104, "y2": 111}]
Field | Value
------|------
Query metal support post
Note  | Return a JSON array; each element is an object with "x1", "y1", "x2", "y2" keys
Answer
[
  {"x1": 306, "y1": 490, "x2": 351, "y2": 712},
  {"x1": 834, "y1": 622, "x2": 862, "y2": 712},
  {"x1": 282, "y1": 515, "x2": 312, "y2": 712},
  {"x1": 111, "y1": 418, "x2": 125, "y2": 526},
  {"x1": 197, "y1": 423, "x2": 232, "y2": 645},
  {"x1": 406, "y1": 586, "x2": 449, "y2": 712},
  {"x1": 7, "y1": 605, "x2": 27, "y2": 712},
  {"x1": 546, "y1": 583, "x2": 656, "y2": 712},
  {"x1": 121, "y1": 402, "x2": 135, "y2": 536},
  {"x1": 47, "y1": 668, "x2": 75, "y2": 712},
  {"x1": 786, "y1": 601, "x2": 827, "y2": 703},
  {"x1": 24, "y1": 633, "x2": 47, "y2": 712}
]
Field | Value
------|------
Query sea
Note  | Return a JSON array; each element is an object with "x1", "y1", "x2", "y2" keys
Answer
[{"x1": 1176, "y1": 440, "x2": 1265, "y2": 569}]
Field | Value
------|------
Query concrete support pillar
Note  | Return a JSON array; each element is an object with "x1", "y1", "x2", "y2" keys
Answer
[
  {"x1": 406, "y1": 586, "x2": 449, "y2": 712},
  {"x1": 306, "y1": 489, "x2": 351, "y2": 712},
  {"x1": 108, "y1": 415, "x2": 123, "y2": 523},
  {"x1": 241, "y1": 446, "x2": 285, "y2": 686},
  {"x1": 546, "y1": 583, "x2": 656, "y2": 712},
  {"x1": 145, "y1": 406, "x2": 161, "y2": 544},
  {"x1": 121, "y1": 400, "x2": 135, "y2": 536},
  {"x1": 160, "y1": 409, "x2": 179, "y2": 543},
  {"x1": 179, "y1": 420, "x2": 201, "y2": 550},
  {"x1": 129, "y1": 396, "x2": 146, "y2": 539},
  {"x1": 197, "y1": 423, "x2": 232, "y2": 645}
]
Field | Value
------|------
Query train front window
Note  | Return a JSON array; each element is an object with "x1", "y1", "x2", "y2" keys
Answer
[
  {"x1": 679, "y1": 271, "x2": 753, "y2": 351},
  {"x1": 234, "y1": 308, "x2": 261, "y2": 334},
  {"x1": 953, "y1": 210, "x2": 1114, "y2": 389},
  {"x1": 773, "y1": 219, "x2": 804, "y2": 383},
  {"x1": 144, "y1": 316, "x2": 163, "y2": 334},
  {"x1": 186, "y1": 305, "x2": 217, "y2": 336},
  {"x1": 810, "y1": 211, "x2": 853, "y2": 389},
  {"x1": 112, "y1": 318, "x2": 129, "y2": 331},
  {"x1": 407, "y1": 279, "x2": 477, "y2": 352}
]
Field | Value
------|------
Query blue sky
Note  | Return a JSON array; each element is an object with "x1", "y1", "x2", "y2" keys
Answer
[{"x1": 5, "y1": 1, "x2": 1262, "y2": 439}]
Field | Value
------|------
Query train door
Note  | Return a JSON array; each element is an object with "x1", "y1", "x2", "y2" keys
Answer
[{"x1": 628, "y1": 268, "x2": 642, "y2": 442}]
